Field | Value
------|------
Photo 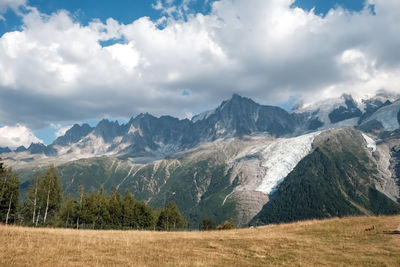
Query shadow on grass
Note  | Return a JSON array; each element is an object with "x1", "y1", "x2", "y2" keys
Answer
[{"x1": 383, "y1": 230, "x2": 400, "y2": 235}]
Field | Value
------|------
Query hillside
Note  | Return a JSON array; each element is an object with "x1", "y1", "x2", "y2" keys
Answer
[
  {"x1": 1, "y1": 216, "x2": 399, "y2": 266},
  {"x1": 253, "y1": 128, "x2": 400, "y2": 225}
]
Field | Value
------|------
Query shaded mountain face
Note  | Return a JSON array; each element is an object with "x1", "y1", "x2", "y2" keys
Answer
[
  {"x1": 328, "y1": 94, "x2": 362, "y2": 123},
  {"x1": 398, "y1": 109, "x2": 400, "y2": 125},
  {"x1": 0, "y1": 147, "x2": 11, "y2": 154},
  {"x1": 14, "y1": 146, "x2": 27, "y2": 152},
  {"x1": 27, "y1": 143, "x2": 57, "y2": 156},
  {"x1": 193, "y1": 94, "x2": 300, "y2": 139},
  {"x1": 53, "y1": 123, "x2": 93, "y2": 146}
]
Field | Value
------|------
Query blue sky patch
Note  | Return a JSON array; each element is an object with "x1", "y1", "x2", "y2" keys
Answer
[{"x1": 294, "y1": 0, "x2": 365, "y2": 15}]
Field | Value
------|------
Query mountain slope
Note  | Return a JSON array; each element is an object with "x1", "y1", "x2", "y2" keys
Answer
[
  {"x1": 252, "y1": 128, "x2": 400, "y2": 225},
  {"x1": 6, "y1": 93, "x2": 400, "y2": 228}
]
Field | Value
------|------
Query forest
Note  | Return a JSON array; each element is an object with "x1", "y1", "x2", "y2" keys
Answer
[{"x1": 0, "y1": 159, "x2": 188, "y2": 230}]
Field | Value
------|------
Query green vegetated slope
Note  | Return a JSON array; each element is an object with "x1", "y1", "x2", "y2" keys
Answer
[
  {"x1": 147, "y1": 158, "x2": 237, "y2": 228},
  {"x1": 253, "y1": 127, "x2": 400, "y2": 225},
  {"x1": 17, "y1": 150, "x2": 237, "y2": 228}
]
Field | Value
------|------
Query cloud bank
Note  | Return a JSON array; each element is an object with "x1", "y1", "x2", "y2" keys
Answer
[
  {"x1": 0, "y1": 0, "x2": 399, "y2": 133},
  {"x1": 0, "y1": 124, "x2": 42, "y2": 148}
]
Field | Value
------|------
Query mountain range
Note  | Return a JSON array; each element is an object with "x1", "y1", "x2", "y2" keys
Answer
[{"x1": 1, "y1": 92, "x2": 400, "y2": 228}]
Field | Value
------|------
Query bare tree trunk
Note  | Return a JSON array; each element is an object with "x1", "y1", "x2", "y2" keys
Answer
[
  {"x1": 32, "y1": 178, "x2": 38, "y2": 224},
  {"x1": 35, "y1": 207, "x2": 41, "y2": 226},
  {"x1": 43, "y1": 185, "x2": 51, "y2": 225},
  {"x1": 5, "y1": 193, "x2": 13, "y2": 225}
]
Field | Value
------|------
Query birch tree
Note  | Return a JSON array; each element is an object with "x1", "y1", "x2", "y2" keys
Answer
[
  {"x1": 39, "y1": 165, "x2": 62, "y2": 225},
  {"x1": 22, "y1": 174, "x2": 41, "y2": 225}
]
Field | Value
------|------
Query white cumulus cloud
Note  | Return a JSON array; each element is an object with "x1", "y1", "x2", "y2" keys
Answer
[
  {"x1": 0, "y1": 124, "x2": 42, "y2": 148},
  {"x1": 0, "y1": 0, "x2": 26, "y2": 20},
  {"x1": 0, "y1": 0, "x2": 399, "y2": 130},
  {"x1": 51, "y1": 124, "x2": 73, "y2": 138}
]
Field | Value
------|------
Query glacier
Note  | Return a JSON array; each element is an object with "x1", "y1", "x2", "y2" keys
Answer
[
  {"x1": 255, "y1": 132, "x2": 320, "y2": 194},
  {"x1": 233, "y1": 132, "x2": 320, "y2": 195},
  {"x1": 363, "y1": 100, "x2": 400, "y2": 131}
]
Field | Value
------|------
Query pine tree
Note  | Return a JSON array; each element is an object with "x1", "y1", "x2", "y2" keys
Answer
[
  {"x1": 58, "y1": 195, "x2": 76, "y2": 228},
  {"x1": 109, "y1": 188, "x2": 123, "y2": 228},
  {"x1": 80, "y1": 191, "x2": 97, "y2": 229},
  {"x1": 122, "y1": 190, "x2": 138, "y2": 229},
  {"x1": 0, "y1": 159, "x2": 20, "y2": 224},
  {"x1": 80, "y1": 187, "x2": 110, "y2": 229},
  {"x1": 95, "y1": 186, "x2": 110, "y2": 229},
  {"x1": 136, "y1": 201, "x2": 155, "y2": 229},
  {"x1": 156, "y1": 202, "x2": 187, "y2": 231}
]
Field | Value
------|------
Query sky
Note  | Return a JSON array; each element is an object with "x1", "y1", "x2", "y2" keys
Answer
[{"x1": 0, "y1": 0, "x2": 399, "y2": 147}]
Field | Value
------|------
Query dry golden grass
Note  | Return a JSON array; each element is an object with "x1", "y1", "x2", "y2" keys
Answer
[{"x1": 1, "y1": 215, "x2": 400, "y2": 266}]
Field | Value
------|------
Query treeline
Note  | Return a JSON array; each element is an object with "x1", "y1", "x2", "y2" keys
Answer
[{"x1": 0, "y1": 160, "x2": 187, "y2": 230}]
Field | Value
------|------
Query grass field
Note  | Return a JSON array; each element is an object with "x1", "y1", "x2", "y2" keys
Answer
[{"x1": 1, "y1": 216, "x2": 400, "y2": 266}]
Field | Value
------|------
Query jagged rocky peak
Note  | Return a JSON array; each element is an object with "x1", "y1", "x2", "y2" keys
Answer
[
  {"x1": 27, "y1": 142, "x2": 57, "y2": 156},
  {"x1": 191, "y1": 94, "x2": 258, "y2": 122},
  {"x1": 14, "y1": 146, "x2": 27, "y2": 152},
  {"x1": 53, "y1": 123, "x2": 94, "y2": 146},
  {"x1": 292, "y1": 93, "x2": 364, "y2": 128},
  {"x1": 328, "y1": 94, "x2": 362, "y2": 123},
  {"x1": 192, "y1": 93, "x2": 298, "y2": 138},
  {"x1": 0, "y1": 147, "x2": 11, "y2": 154},
  {"x1": 93, "y1": 119, "x2": 124, "y2": 142}
]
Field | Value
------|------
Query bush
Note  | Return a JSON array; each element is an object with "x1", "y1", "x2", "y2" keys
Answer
[
  {"x1": 200, "y1": 219, "x2": 217, "y2": 230},
  {"x1": 217, "y1": 221, "x2": 235, "y2": 230}
]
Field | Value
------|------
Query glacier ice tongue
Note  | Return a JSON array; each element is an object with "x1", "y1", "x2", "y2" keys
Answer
[{"x1": 254, "y1": 132, "x2": 320, "y2": 194}]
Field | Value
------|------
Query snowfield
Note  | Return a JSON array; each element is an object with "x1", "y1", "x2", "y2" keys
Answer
[
  {"x1": 362, "y1": 100, "x2": 400, "y2": 131},
  {"x1": 362, "y1": 133, "x2": 376, "y2": 152}
]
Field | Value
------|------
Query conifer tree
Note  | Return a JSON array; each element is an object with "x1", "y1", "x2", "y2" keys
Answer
[
  {"x1": 109, "y1": 188, "x2": 123, "y2": 228},
  {"x1": 156, "y1": 202, "x2": 187, "y2": 231},
  {"x1": 95, "y1": 186, "x2": 110, "y2": 228},
  {"x1": 58, "y1": 195, "x2": 76, "y2": 227},
  {"x1": 136, "y1": 201, "x2": 155, "y2": 229},
  {"x1": 0, "y1": 159, "x2": 20, "y2": 224},
  {"x1": 122, "y1": 190, "x2": 138, "y2": 229}
]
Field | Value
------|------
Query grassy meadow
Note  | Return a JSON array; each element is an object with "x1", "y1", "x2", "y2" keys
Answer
[{"x1": 1, "y1": 215, "x2": 400, "y2": 266}]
